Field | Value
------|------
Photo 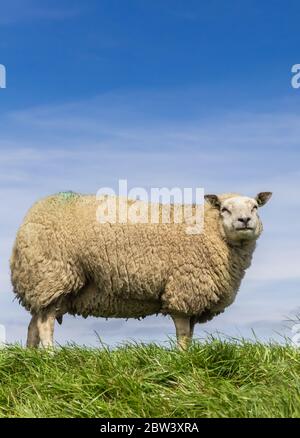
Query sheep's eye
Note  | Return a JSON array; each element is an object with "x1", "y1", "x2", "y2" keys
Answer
[
  {"x1": 221, "y1": 207, "x2": 230, "y2": 214},
  {"x1": 252, "y1": 205, "x2": 258, "y2": 212}
]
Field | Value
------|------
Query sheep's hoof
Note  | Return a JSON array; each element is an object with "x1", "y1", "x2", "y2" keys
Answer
[
  {"x1": 178, "y1": 336, "x2": 190, "y2": 351},
  {"x1": 40, "y1": 345, "x2": 55, "y2": 355}
]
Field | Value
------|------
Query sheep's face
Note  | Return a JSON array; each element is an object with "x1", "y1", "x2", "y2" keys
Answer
[{"x1": 205, "y1": 192, "x2": 272, "y2": 243}]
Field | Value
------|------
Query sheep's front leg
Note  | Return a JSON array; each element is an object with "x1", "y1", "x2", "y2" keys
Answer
[
  {"x1": 36, "y1": 309, "x2": 56, "y2": 348},
  {"x1": 27, "y1": 315, "x2": 40, "y2": 347},
  {"x1": 171, "y1": 314, "x2": 192, "y2": 351}
]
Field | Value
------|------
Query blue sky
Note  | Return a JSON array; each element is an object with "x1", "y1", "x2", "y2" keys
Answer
[{"x1": 0, "y1": 0, "x2": 300, "y2": 346}]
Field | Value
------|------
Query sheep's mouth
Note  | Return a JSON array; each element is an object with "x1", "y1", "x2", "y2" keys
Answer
[{"x1": 236, "y1": 227, "x2": 254, "y2": 231}]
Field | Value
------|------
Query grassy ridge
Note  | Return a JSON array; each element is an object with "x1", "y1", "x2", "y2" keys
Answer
[{"x1": 0, "y1": 340, "x2": 299, "y2": 418}]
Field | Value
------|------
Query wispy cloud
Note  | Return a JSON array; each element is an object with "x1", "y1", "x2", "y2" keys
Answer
[
  {"x1": 0, "y1": 0, "x2": 81, "y2": 25},
  {"x1": 1, "y1": 90, "x2": 300, "y2": 191}
]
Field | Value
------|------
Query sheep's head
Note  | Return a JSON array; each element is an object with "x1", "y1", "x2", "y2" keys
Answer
[{"x1": 205, "y1": 192, "x2": 272, "y2": 243}]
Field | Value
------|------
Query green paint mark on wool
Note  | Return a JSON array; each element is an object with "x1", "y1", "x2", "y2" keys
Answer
[{"x1": 57, "y1": 191, "x2": 80, "y2": 202}]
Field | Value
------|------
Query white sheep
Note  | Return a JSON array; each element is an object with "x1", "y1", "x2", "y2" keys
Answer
[{"x1": 10, "y1": 191, "x2": 272, "y2": 349}]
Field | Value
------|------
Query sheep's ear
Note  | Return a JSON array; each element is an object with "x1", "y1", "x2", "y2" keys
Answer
[
  {"x1": 256, "y1": 192, "x2": 272, "y2": 207},
  {"x1": 204, "y1": 194, "x2": 221, "y2": 209}
]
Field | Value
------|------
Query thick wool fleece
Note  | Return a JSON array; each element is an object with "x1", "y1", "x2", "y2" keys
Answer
[{"x1": 10, "y1": 193, "x2": 256, "y2": 321}]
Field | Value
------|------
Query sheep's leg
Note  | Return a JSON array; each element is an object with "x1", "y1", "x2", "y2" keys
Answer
[
  {"x1": 36, "y1": 308, "x2": 56, "y2": 348},
  {"x1": 171, "y1": 314, "x2": 192, "y2": 351},
  {"x1": 26, "y1": 315, "x2": 40, "y2": 347},
  {"x1": 190, "y1": 316, "x2": 197, "y2": 339}
]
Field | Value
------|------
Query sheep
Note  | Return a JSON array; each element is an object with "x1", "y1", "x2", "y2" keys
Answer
[{"x1": 10, "y1": 190, "x2": 272, "y2": 350}]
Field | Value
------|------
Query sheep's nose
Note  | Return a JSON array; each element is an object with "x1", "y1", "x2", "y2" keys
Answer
[{"x1": 238, "y1": 217, "x2": 251, "y2": 225}]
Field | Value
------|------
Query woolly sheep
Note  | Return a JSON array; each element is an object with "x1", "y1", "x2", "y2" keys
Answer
[{"x1": 10, "y1": 191, "x2": 272, "y2": 349}]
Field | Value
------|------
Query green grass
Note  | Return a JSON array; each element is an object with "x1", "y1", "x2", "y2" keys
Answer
[{"x1": 0, "y1": 340, "x2": 300, "y2": 418}]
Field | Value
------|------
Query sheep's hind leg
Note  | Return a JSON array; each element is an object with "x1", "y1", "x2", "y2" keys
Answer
[
  {"x1": 190, "y1": 316, "x2": 197, "y2": 339},
  {"x1": 171, "y1": 314, "x2": 192, "y2": 351},
  {"x1": 36, "y1": 308, "x2": 56, "y2": 349},
  {"x1": 26, "y1": 315, "x2": 40, "y2": 347}
]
